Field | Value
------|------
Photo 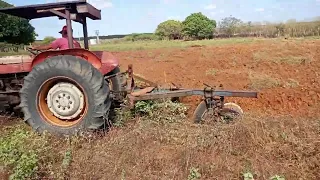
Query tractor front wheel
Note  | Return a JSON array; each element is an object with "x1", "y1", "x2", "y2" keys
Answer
[{"x1": 19, "y1": 55, "x2": 111, "y2": 135}]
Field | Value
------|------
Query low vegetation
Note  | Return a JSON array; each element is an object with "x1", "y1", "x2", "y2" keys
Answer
[
  {"x1": 1, "y1": 96, "x2": 319, "y2": 179},
  {"x1": 248, "y1": 72, "x2": 282, "y2": 90},
  {"x1": 0, "y1": 123, "x2": 67, "y2": 179},
  {"x1": 90, "y1": 37, "x2": 258, "y2": 51}
]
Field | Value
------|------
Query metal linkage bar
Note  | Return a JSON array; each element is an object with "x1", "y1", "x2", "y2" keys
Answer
[{"x1": 128, "y1": 89, "x2": 258, "y2": 101}]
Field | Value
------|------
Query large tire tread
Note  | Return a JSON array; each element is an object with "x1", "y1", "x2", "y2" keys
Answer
[{"x1": 19, "y1": 55, "x2": 111, "y2": 135}]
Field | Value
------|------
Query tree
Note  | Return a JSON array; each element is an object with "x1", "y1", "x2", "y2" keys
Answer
[
  {"x1": 155, "y1": 20, "x2": 182, "y2": 40},
  {"x1": 218, "y1": 16, "x2": 243, "y2": 37},
  {"x1": 182, "y1": 12, "x2": 216, "y2": 40},
  {"x1": 42, "y1": 36, "x2": 56, "y2": 44},
  {"x1": 0, "y1": 0, "x2": 37, "y2": 44}
]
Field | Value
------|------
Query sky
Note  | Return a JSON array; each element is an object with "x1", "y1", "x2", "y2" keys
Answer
[{"x1": 4, "y1": 0, "x2": 320, "y2": 39}]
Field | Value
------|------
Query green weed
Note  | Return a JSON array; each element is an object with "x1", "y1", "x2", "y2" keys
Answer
[
  {"x1": 243, "y1": 172, "x2": 254, "y2": 180},
  {"x1": 270, "y1": 175, "x2": 285, "y2": 180},
  {"x1": 134, "y1": 99, "x2": 188, "y2": 124},
  {"x1": 188, "y1": 167, "x2": 201, "y2": 180},
  {"x1": 0, "y1": 123, "x2": 76, "y2": 179},
  {"x1": 113, "y1": 106, "x2": 135, "y2": 127},
  {"x1": 0, "y1": 126, "x2": 40, "y2": 179},
  {"x1": 112, "y1": 99, "x2": 188, "y2": 127}
]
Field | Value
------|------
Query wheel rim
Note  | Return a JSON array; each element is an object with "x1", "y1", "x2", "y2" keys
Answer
[
  {"x1": 37, "y1": 77, "x2": 88, "y2": 127},
  {"x1": 200, "y1": 103, "x2": 243, "y2": 124},
  {"x1": 200, "y1": 108, "x2": 219, "y2": 125},
  {"x1": 219, "y1": 102, "x2": 243, "y2": 123},
  {"x1": 47, "y1": 82, "x2": 85, "y2": 120}
]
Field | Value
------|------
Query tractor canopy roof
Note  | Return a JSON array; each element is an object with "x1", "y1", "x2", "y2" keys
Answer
[{"x1": 0, "y1": 0, "x2": 101, "y2": 22}]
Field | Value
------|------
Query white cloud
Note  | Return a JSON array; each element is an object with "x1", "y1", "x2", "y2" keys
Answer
[
  {"x1": 163, "y1": 0, "x2": 178, "y2": 4},
  {"x1": 209, "y1": 10, "x2": 224, "y2": 15},
  {"x1": 255, "y1": 8, "x2": 264, "y2": 12},
  {"x1": 208, "y1": 12, "x2": 216, "y2": 18},
  {"x1": 166, "y1": 16, "x2": 182, "y2": 21},
  {"x1": 204, "y1": 4, "x2": 216, "y2": 10},
  {"x1": 87, "y1": 0, "x2": 113, "y2": 8}
]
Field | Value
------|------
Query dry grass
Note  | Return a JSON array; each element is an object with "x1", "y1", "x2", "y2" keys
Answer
[
  {"x1": 205, "y1": 68, "x2": 218, "y2": 76},
  {"x1": 248, "y1": 72, "x2": 282, "y2": 90},
  {"x1": 68, "y1": 112, "x2": 320, "y2": 180},
  {"x1": 272, "y1": 56, "x2": 313, "y2": 65},
  {"x1": 1, "y1": 101, "x2": 319, "y2": 179},
  {"x1": 253, "y1": 51, "x2": 269, "y2": 62},
  {"x1": 90, "y1": 38, "x2": 257, "y2": 51},
  {"x1": 253, "y1": 48, "x2": 314, "y2": 65},
  {"x1": 285, "y1": 78, "x2": 300, "y2": 88}
]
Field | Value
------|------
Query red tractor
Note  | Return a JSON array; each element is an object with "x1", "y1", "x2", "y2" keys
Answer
[
  {"x1": 0, "y1": 1, "x2": 258, "y2": 136},
  {"x1": 0, "y1": 1, "x2": 123, "y2": 135}
]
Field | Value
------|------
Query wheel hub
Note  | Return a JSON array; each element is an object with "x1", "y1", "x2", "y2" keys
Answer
[{"x1": 47, "y1": 82, "x2": 84, "y2": 120}]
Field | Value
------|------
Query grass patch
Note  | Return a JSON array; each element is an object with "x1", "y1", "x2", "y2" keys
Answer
[
  {"x1": 0, "y1": 122, "x2": 76, "y2": 179},
  {"x1": 113, "y1": 99, "x2": 188, "y2": 127},
  {"x1": 205, "y1": 68, "x2": 218, "y2": 76},
  {"x1": 0, "y1": 126, "x2": 39, "y2": 180},
  {"x1": 285, "y1": 78, "x2": 300, "y2": 88},
  {"x1": 272, "y1": 56, "x2": 312, "y2": 65},
  {"x1": 188, "y1": 167, "x2": 201, "y2": 180},
  {"x1": 253, "y1": 51, "x2": 269, "y2": 62},
  {"x1": 248, "y1": 72, "x2": 282, "y2": 90},
  {"x1": 89, "y1": 38, "x2": 256, "y2": 51}
]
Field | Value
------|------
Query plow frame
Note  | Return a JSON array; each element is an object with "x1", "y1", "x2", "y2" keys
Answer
[{"x1": 105, "y1": 64, "x2": 258, "y2": 116}]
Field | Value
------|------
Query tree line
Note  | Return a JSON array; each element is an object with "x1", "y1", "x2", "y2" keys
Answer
[
  {"x1": 215, "y1": 16, "x2": 320, "y2": 38},
  {"x1": 154, "y1": 14, "x2": 320, "y2": 40}
]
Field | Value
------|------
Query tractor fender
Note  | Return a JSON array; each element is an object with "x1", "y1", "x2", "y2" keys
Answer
[{"x1": 31, "y1": 48, "x2": 118, "y2": 75}]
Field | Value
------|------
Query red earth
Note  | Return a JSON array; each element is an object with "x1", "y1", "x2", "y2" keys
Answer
[
  {"x1": 2, "y1": 39, "x2": 320, "y2": 180},
  {"x1": 67, "y1": 39, "x2": 320, "y2": 180},
  {"x1": 114, "y1": 39, "x2": 320, "y2": 118}
]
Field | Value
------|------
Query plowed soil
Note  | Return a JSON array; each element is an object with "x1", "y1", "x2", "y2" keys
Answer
[
  {"x1": 114, "y1": 39, "x2": 320, "y2": 118},
  {"x1": 2, "y1": 39, "x2": 320, "y2": 180},
  {"x1": 69, "y1": 39, "x2": 320, "y2": 180}
]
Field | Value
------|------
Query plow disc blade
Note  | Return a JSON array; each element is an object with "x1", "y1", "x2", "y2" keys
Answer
[
  {"x1": 193, "y1": 101, "x2": 244, "y2": 124},
  {"x1": 219, "y1": 102, "x2": 244, "y2": 123}
]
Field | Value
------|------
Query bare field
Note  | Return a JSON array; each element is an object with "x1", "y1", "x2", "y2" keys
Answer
[
  {"x1": 1, "y1": 38, "x2": 320, "y2": 180},
  {"x1": 115, "y1": 38, "x2": 320, "y2": 118}
]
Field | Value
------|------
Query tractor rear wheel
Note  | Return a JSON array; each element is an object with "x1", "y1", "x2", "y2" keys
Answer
[
  {"x1": 106, "y1": 66, "x2": 125, "y2": 102},
  {"x1": 19, "y1": 55, "x2": 111, "y2": 135},
  {"x1": 107, "y1": 66, "x2": 123, "y2": 92}
]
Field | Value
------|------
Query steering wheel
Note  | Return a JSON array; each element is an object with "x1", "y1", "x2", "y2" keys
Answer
[{"x1": 27, "y1": 47, "x2": 42, "y2": 55}]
